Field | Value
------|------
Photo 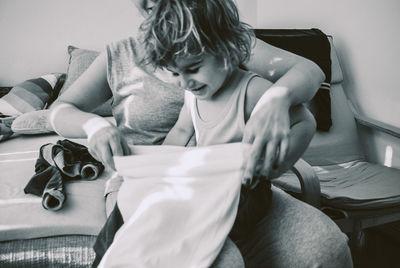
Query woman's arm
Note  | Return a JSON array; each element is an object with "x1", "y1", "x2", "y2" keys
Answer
[
  {"x1": 241, "y1": 38, "x2": 325, "y2": 180},
  {"x1": 50, "y1": 52, "x2": 130, "y2": 170},
  {"x1": 50, "y1": 52, "x2": 112, "y2": 138},
  {"x1": 244, "y1": 38, "x2": 325, "y2": 104}
]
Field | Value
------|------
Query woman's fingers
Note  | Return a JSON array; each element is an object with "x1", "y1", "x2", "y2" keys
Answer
[
  {"x1": 260, "y1": 139, "x2": 276, "y2": 177},
  {"x1": 277, "y1": 137, "x2": 289, "y2": 166},
  {"x1": 242, "y1": 133, "x2": 290, "y2": 181},
  {"x1": 109, "y1": 136, "x2": 124, "y2": 156},
  {"x1": 103, "y1": 144, "x2": 116, "y2": 171},
  {"x1": 121, "y1": 137, "x2": 132, "y2": 156},
  {"x1": 242, "y1": 135, "x2": 264, "y2": 182},
  {"x1": 87, "y1": 126, "x2": 130, "y2": 171}
]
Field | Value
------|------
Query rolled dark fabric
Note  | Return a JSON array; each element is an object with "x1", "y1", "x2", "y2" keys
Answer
[
  {"x1": 24, "y1": 139, "x2": 104, "y2": 211},
  {"x1": 80, "y1": 163, "x2": 100, "y2": 180},
  {"x1": 42, "y1": 187, "x2": 65, "y2": 211}
]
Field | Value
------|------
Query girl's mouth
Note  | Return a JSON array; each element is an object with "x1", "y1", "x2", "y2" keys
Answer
[{"x1": 191, "y1": 85, "x2": 206, "y2": 92}]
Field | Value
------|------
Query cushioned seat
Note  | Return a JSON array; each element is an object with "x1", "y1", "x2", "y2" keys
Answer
[
  {"x1": 274, "y1": 36, "x2": 400, "y2": 211},
  {"x1": 278, "y1": 160, "x2": 400, "y2": 210},
  {"x1": 271, "y1": 35, "x2": 400, "y2": 264}
]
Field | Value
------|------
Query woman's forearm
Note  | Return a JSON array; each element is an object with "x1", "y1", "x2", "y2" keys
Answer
[
  {"x1": 246, "y1": 38, "x2": 325, "y2": 109},
  {"x1": 252, "y1": 60, "x2": 324, "y2": 117},
  {"x1": 49, "y1": 102, "x2": 112, "y2": 138},
  {"x1": 49, "y1": 51, "x2": 114, "y2": 139},
  {"x1": 272, "y1": 59, "x2": 324, "y2": 105}
]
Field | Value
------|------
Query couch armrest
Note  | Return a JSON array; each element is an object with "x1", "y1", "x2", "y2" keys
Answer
[
  {"x1": 291, "y1": 158, "x2": 321, "y2": 208},
  {"x1": 349, "y1": 101, "x2": 400, "y2": 139}
]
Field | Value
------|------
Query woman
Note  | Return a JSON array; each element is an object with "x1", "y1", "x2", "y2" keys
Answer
[{"x1": 50, "y1": 0, "x2": 353, "y2": 267}]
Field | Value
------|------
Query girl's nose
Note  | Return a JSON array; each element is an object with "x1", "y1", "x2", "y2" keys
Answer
[{"x1": 177, "y1": 75, "x2": 194, "y2": 89}]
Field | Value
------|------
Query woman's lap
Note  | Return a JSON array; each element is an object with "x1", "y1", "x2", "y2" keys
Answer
[
  {"x1": 103, "y1": 185, "x2": 353, "y2": 268},
  {"x1": 237, "y1": 186, "x2": 353, "y2": 268}
]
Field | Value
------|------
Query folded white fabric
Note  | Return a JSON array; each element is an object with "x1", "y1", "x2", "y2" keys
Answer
[{"x1": 99, "y1": 143, "x2": 244, "y2": 268}]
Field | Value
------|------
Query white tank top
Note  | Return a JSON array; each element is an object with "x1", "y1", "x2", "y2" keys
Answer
[{"x1": 186, "y1": 71, "x2": 259, "y2": 146}]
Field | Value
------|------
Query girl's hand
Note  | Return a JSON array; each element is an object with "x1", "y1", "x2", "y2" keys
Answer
[
  {"x1": 83, "y1": 119, "x2": 131, "y2": 171},
  {"x1": 242, "y1": 94, "x2": 290, "y2": 185}
]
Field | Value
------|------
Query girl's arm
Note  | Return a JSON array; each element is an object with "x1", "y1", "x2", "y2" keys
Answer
[
  {"x1": 50, "y1": 52, "x2": 130, "y2": 170},
  {"x1": 243, "y1": 76, "x2": 316, "y2": 183},
  {"x1": 163, "y1": 100, "x2": 195, "y2": 146},
  {"x1": 241, "y1": 38, "x2": 325, "y2": 180}
]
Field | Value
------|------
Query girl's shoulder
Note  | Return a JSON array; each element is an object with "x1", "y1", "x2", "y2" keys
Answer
[
  {"x1": 243, "y1": 71, "x2": 274, "y2": 120},
  {"x1": 243, "y1": 71, "x2": 273, "y2": 98}
]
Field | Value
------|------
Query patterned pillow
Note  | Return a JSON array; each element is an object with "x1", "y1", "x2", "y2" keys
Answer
[
  {"x1": 56, "y1": 46, "x2": 112, "y2": 116},
  {"x1": 0, "y1": 73, "x2": 64, "y2": 116}
]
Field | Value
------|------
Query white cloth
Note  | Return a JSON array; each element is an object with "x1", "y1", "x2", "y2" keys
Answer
[{"x1": 99, "y1": 143, "x2": 244, "y2": 268}]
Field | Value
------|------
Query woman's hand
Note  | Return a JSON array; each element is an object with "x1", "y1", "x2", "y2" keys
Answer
[
  {"x1": 242, "y1": 89, "x2": 291, "y2": 186},
  {"x1": 84, "y1": 119, "x2": 131, "y2": 171}
]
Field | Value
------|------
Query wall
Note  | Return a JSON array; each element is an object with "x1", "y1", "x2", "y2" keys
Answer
[
  {"x1": 253, "y1": 0, "x2": 400, "y2": 167},
  {"x1": 0, "y1": 0, "x2": 141, "y2": 85},
  {"x1": 1, "y1": 0, "x2": 399, "y2": 167}
]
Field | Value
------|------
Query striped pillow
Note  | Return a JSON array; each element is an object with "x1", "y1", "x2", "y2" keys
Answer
[{"x1": 0, "y1": 73, "x2": 63, "y2": 116}]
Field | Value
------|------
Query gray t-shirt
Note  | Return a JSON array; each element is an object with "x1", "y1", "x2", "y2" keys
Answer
[{"x1": 106, "y1": 37, "x2": 183, "y2": 145}]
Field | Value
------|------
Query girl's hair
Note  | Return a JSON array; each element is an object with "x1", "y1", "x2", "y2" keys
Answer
[{"x1": 139, "y1": 0, "x2": 254, "y2": 70}]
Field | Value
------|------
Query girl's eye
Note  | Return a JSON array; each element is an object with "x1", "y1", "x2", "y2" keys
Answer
[{"x1": 187, "y1": 67, "x2": 199, "y2": 74}]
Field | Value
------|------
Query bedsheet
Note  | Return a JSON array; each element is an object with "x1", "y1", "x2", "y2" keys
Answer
[{"x1": 0, "y1": 134, "x2": 109, "y2": 241}]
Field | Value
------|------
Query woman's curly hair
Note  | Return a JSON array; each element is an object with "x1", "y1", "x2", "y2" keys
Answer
[{"x1": 139, "y1": 0, "x2": 255, "y2": 70}]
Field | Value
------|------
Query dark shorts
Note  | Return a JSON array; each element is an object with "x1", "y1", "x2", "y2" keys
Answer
[{"x1": 230, "y1": 179, "x2": 272, "y2": 242}]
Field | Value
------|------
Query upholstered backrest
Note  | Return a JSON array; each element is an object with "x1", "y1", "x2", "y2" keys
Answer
[{"x1": 302, "y1": 38, "x2": 365, "y2": 166}]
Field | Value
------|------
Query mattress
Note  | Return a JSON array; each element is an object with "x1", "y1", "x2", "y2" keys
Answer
[{"x1": 0, "y1": 133, "x2": 110, "y2": 267}]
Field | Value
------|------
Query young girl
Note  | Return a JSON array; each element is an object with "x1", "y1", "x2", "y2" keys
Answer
[
  {"x1": 140, "y1": 0, "x2": 315, "y2": 185},
  {"x1": 139, "y1": 0, "x2": 316, "y2": 249}
]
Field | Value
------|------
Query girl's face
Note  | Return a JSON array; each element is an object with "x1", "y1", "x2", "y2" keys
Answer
[{"x1": 166, "y1": 54, "x2": 231, "y2": 100}]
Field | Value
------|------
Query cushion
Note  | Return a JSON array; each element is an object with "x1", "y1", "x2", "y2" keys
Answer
[
  {"x1": 254, "y1": 28, "x2": 332, "y2": 131},
  {"x1": 0, "y1": 114, "x2": 16, "y2": 141},
  {"x1": 0, "y1": 73, "x2": 64, "y2": 116},
  {"x1": 11, "y1": 110, "x2": 54, "y2": 135},
  {"x1": 57, "y1": 46, "x2": 112, "y2": 116}
]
